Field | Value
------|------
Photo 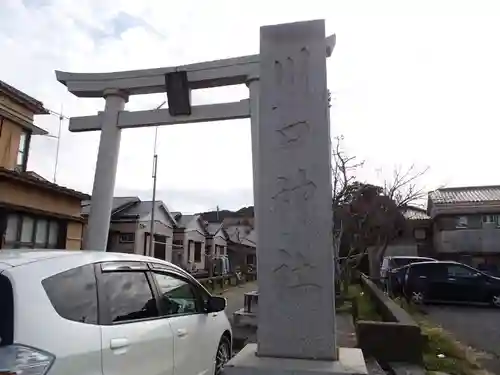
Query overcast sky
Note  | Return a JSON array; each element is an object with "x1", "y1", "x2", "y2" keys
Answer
[{"x1": 1, "y1": 0, "x2": 500, "y2": 213}]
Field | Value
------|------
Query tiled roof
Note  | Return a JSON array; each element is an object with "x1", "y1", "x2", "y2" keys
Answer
[
  {"x1": 0, "y1": 167, "x2": 89, "y2": 200},
  {"x1": 81, "y1": 196, "x2": 139, "y2": 215},
  {"x1": 176, "y1": 214, "x2": 195, "y2": 229},
  {"x1": 401, "y1": 206, "x2": 430, "y2": 220},
  {"x1": 0, "y1": 80, "x2": 49, "y2": 115},
  {"x1": 429, "y1": 185, "x2": 500, "y2": 204},
  {"x1": 207, "y1": 223, "x2": 223, "y2": 235}
]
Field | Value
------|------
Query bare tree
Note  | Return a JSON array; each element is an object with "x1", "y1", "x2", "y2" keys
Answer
[
  {"x1": 365, "y1": 164, "x2": 429, "y2": 276},
  {"x1": 332, "y1": 136, "x2": 363, "y2": 295}
]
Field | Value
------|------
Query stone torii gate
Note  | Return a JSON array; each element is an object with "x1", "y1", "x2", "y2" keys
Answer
[{"x1": 57, "y1": 19, "x2": 367, "y2": 375}]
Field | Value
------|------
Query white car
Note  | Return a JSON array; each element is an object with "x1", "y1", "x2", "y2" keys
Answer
[{"x1": 0, "y1": 250, "x2": 232, "y2": 375}]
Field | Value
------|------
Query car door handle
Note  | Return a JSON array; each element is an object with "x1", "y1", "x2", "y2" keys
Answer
[
  {"x1": 177, "y1": 329, "x2": 188, "y2": 338},
  {"x1": 448, "y1": 277, "x2": 456, "y2": 281},
  {"x1": 110, "y1": 338, "x2": 129, "y2": 350}
]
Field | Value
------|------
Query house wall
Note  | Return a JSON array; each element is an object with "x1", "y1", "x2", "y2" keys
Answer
[
  {"x1": 66, "y1": 221, "x2": 83, "y2": 250},
  {"x1": 434, "y1": 215, "x2": 500, "y2": 254},
  {"x1": 108, "y1": 222, "x2": 138, "y2": 254},
  {"x1": 212, "y1": 232, "x2": 227, "y2": 256},
  {"x1": 0, "y1": 117, "x2": 23, "y2": 170},
  {"x1": 137, "y1": 219, "x2": 174, "y2": 261},
  {"x1": 0, "y1": 179, "x2": 83, "y2": 218},
  {"x1": 184, "y1": 230, "x2": 206, "y2": 270}
]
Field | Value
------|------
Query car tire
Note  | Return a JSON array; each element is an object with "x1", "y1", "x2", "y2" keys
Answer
[
  {"x1": 215, "y1": 335, "x2": 231, "y2": 375},
  {"x1": 491, "y1": 293, "x2": 500, "y2": 308},
  {"x1": 410, "y1": 290, "x2": 425, "y2": 305}
]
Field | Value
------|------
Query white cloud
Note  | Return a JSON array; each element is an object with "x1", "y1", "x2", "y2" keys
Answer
[{"x1": 2, "y1": 0, "x2": 500, "y2": 213}]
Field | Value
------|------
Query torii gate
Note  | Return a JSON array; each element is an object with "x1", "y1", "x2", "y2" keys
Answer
[
  {"x1": 57, "y1": 25, "x2": 335, "y2": 253},
  {"x1": 56, "y1": 20, "x2": 365, "y2": 370}
]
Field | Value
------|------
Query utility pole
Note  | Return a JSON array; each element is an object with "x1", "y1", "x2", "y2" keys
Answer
[
  {"x1": 148, "y1": 101, "x2": 166, "y2": 257},
  {"x1": 53, "y1": 105, "x2": 64, "y2": 183}
]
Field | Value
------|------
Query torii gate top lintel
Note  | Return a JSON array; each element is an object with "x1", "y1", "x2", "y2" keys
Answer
[{"x1": 55, "y1": 33, "x2": 335, "y2": 99}]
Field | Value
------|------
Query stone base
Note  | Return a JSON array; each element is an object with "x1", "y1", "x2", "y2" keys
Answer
[
  {"x1": 223, "y1": 344, "x2": 368, "y2": 375},
  {"x1": 233, "y1": 308, "x2": 257, "y2": 328}
]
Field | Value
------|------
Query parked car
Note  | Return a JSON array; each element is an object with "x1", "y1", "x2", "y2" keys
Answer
[
  {"x1": 380, "y1": 256, "x2": 436, "y2": 294},
  {"x1": 477, "y1": 263, "x2": 500, "y2": 277},
  {"x1": 402, "y1": 261, "x2": 500, "y2": 307},
  {"x1": 380, "y1": 256, "x2": 436, "y2": 279},
  {"x1": 0, "y1": 250, "x2": 232, "y2": 375}
]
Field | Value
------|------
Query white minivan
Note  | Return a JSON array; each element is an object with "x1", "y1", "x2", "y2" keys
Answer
[{"x1": 0, "y1": 250, "x2": 232, "y2": 375}]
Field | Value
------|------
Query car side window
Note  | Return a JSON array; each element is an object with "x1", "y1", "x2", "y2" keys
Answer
[
  {"x1": 447, "y1": 265, "x2": 476, "y2": 278},
  {"x1": 153, "y1": 272, "x2": 202, "y2": 316},
  {"x1": 101, "y1": 271, "x2": 158, "y2": 323},
  {"x1": 42, "y1": 264, "x2": 98, "y2": 324}
]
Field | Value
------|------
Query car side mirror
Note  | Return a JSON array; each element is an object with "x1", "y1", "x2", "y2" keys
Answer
[{"x1": 206, "y1": 296, "x2": 226, "y2": 313}]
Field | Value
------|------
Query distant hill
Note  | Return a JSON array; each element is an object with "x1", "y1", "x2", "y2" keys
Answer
[{"x1": 199, "y1": 206, "x2": 254, "y2": 223}]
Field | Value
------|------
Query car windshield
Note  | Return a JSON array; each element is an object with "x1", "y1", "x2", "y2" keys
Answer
[{"x1": 0, "y1": 274, "x2": 13, "y2": 346}]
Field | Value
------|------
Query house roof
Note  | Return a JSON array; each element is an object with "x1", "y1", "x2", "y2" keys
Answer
[
  {"x1": 225, "y1": 224, "x2": 256, "y2": 247},
  {"x1": 0, "y1": 80, "x2": 49, "y2": 115},
  {"x1": 429, "y1": 185, "x2": 500, "y2": 204},
  {"x1": 401, "y1": 206, "x2": 430, "y2": 220},
  {"x1": 124, "y1": 200, "x2": 177, "y2": 225},
  {"x1": 81, "y1": 196, "x2": 140, "y2": 216},
  {"x1": 207, "y1": 222, "x2": 223, "y2": 236},
  {"x1": 173, "y1": 214, "x2": 196, "y2": 229},
  {"x1": 0, "y1": 167, "x2": 89, "y2": 200}
]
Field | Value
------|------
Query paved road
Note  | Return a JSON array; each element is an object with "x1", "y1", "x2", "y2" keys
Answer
[{"x1": 424, "y1": 304, "x2": 500, "y2": 374}]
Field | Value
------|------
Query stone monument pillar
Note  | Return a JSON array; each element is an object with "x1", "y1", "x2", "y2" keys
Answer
[{"x1": 224, "y1": 19, "x2": 367, "y2": 375}]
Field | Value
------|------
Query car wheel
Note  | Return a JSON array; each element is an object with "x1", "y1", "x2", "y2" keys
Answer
[
  {"x1": 491, "y1": 294, "x2": 500, "y2": 308},
  {"x1": 215, "y1": 336, "x2": 231, "y2": 375},
  {"x1": 410, "y1": 291, "x2": 424, "y2": 305}
]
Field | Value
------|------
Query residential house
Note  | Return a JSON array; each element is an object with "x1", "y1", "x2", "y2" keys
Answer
[
  {"x1": 383, "y1": 205, "x2": 433, "y2": 258},
  {"x1": 204, "y1": 222, "x2": 229, "y2": 275},
  {"x1": 0, "y1": 80, "x2": 89, "y2": 250},
  {"x1": 428, "y1": 185, "x2": 500, "y2": 267},
  {"x1": 224, "y1": 219, "x2": 257, "y2": 272},
  {"x1": 206, "y1": 222, "x2": 228, "y2": 257},
  {"x1": 81, "y1": 197, "x2": 177, "y2": 260},
  {"x1": 172, "y1": 212, "x2": 208, "y2": 272}
]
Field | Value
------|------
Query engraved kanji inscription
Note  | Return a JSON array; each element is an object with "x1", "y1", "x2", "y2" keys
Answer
[
  {"x1": 276, "y1": 120, "x2": 310, "y2": 146},
  {"x1": 272, "y1": 169, "x2": 316, "y2": 204},
  {"x1": 273, "y1": 248, "x2": 321, "y2": 290}
]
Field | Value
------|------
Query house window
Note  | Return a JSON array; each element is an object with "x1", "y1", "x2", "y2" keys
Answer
[
  {"x1": 246, "y1": 254, "x2": 256, "y2": 265},
  {"x1": 194, "y1": 242, "x2": 202, "y2": 262},
  {"x1": 482, "y1": 215, "x2": 500, "y2": 226},
  {"x1": 16, "y1": 131, "x2": 31, "y2": 172},
  {"x1": 455, "y1": 216, "x2": 468, "y2": 229},
  {"x1": 3, "y1": 213, "x2": 62, "y2": 249},
  {"x1": 119, "y1": 233, "x2": 135, "y2": 243}
]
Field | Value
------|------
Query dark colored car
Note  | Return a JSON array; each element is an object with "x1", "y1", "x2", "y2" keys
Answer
[
  {"x1": 477, "y1": 264, "x2": 500, "y2": 277},
  {"x1": 381, "y1": 256, "x2": 436, "y2": 295},
  {"x1": 380, "y1": 256, "x2": 436, "y2": 279},
  {"x1": 402, "y1": 261, "x2": 500, "y2": 307}
]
